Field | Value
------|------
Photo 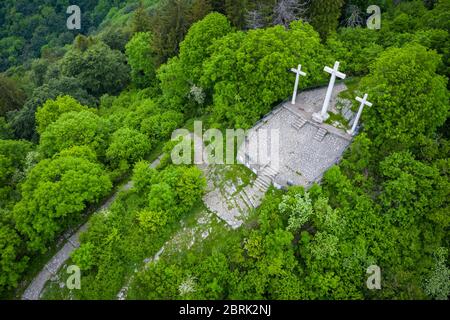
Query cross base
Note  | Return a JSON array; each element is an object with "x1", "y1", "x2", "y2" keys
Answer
[
  {"x1": 346, "y1": 129, "x2": 356, "y2": 136},
  {"x1": 312, "y1": 112, "x2": 329, "y2": 124}
]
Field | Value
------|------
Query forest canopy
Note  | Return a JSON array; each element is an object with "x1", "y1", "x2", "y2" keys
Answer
[{"x1": 0, "y1": 0, "x2": 448, "y2": 301}]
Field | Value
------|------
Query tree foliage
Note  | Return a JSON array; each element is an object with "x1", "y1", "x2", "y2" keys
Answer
[
  {"x1": 61, "y1": 40, "x2": 130, "y2": 97},
  {"x1": 39, "y1": 110, "x2": 110, "y2": 158},
  {"x1": 125, "y1": 32, "x2": 157, "y2": 88},
  {"x1": 360, "y1": 44, "x2": 448, "y2": 151},
  {"x1": 13, "y1": 155, "x2": 112, "y2": 252},
  {"x1": 202, "y1": 21, "x2": 329, "y2": 128},
  {"x1": 0, "y1": 223, "x2": 28, "y2": 293},
  {"x1": 309, "y1": 0, "x2": 345, "y2": 39},
  {"x1": 0, "y1": 75, "x2": 26, "y2": 116},
  {"x1": 106, "y1": 127, "x2": 151, "y2": 167},
  {"x1": 8, "y1": 76, "x2": 96, "y2": 141},
  {"x1": 0, "y1": 0, "x2": 129, "y2": 72},
  {"x1": 158, "y1": 13, "x2": 232, "y2": 113},
  {"x1": 35, "y1": 96, "x2": 91, "y2": 135}
]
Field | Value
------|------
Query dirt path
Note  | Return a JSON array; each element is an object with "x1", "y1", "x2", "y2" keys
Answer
[{"x1": 21, "y1": 156, "x2": 163, "y2": 300}]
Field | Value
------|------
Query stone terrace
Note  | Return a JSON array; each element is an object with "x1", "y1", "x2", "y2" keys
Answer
[{"x1": 237, "y1": 83, "x2": 353, "y2": 188}]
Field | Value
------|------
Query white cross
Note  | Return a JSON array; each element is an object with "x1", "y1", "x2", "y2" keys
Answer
[
  {"x1": 313, "y1": 61, "x2": 346, "y2": 123},
  {"x1": 290, "y1": 64, "x2": 307, "y2": 105},
  {"x1": 347, "y1": 94, "x2": 373, "y2": 136}
]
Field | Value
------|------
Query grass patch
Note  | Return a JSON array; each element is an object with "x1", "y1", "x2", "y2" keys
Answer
[
  {"x1": 339, "y1": 76, "x2": 362, "y2": 104},
  {"x1": 325, "y1": 111, "x2": 349, "y2": 128}
]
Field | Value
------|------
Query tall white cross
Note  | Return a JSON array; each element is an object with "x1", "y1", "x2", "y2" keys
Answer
[
  {"x1": 313, "y1": 61, "x2": 346, "y2": 123},
  {"x1": 290, "y1": 64, "x2": 307, "y2": 105},
  {"x1": 347, "y1": 94, "x2": 373, "y2": 136}
]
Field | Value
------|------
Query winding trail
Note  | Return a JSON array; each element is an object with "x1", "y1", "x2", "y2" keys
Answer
[{"x1": 21, "y1": 156, "x2": 163, "y2": 300}]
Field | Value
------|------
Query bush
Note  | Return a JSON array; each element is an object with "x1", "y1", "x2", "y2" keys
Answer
[
  {"x1": 137, "y1": 209, "x2": 168, "y2": 232},
  {"x1": 131, "y1": 161, "x2": 157, "y2": 194}
]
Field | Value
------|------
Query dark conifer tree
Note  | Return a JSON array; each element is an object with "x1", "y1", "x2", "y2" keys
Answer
[
  {"x1": 131, "y1": 1, "x2": 152, "y2": 34},
  {"x1": 309, "y1": 0, "x2": 345, "y2": 39}
]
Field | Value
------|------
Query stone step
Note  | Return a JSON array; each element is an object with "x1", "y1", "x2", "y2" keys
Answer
[
  {"x1": 291, "y1": 117, "x2": 307, "y2": 131},
  {"x1": 254, "y1": 179, "x2": 269, "y2": 191},
  {"x1": 235, "y1": 196, "x2": 249, "y2": 212},
  {"x1": 264, "y1": 166, "x2": 278, "y2": 178},
  {"x1": 292, "y1": 122, "x2": 301, "y2": 130},
  {"x1": 241, "y1": 189, "x2": 255, "y2": 208},
  {"x1": 240, "y1": 196, "x2": 252, "y2": 210},
  {"x1": 314, "y1": 128, "x2": 328, "y2": 142},
  {"x1": 259, "y1": 176, "x2": 272, "y2": 187},
  {"x1": 343, "y1": 109, "x2": 354, "y2": 120},
  {"x1": 295, "y1": 117, "x2": 307, "y2": 127},
  {"x1": 248, "y1": 192, "x2": 259, "y2": 206},
  {"x1": 253, "y1": 179, "x2": 265, "y2": 190},
  {"x1": 255, "y1": 176, "x2": 271, "y2": 189}
]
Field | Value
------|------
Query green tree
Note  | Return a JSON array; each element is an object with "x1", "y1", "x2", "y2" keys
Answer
[
  {"x1": 13, "y1": 156, "x2": 112, "y2": 252},
  {"x1": 140, "y1": 111, "x2": 184, "y2": 140},
  {"x1": 0, "y1": 139, "x2": 34, "y2": 204},
  {"x1": 179, "y1": 13, "x2": 232, "y2": 84},
  {"x1": 35, "y1": 96, "x2": 91, "y2": 135},
  {"x1": 150, "y1": 0, "x2": 191, "y2": 65},
  {"x1": 131, "y1": 1, "x2": 152, "y2": 34},
  {"x1": 106, "y1": 127, "x2": 151, "y2": 167},
  {"x1": 125, "y1": 32, "x2": 156, "y2": 88},
  {"x1": 0, "y1": 36, "x2": 25, "y2": 71},
  {"x1": 39, "y1": 111, "x2": 110, "y2": 158},
  {"x1": 129, "y1": 261, "x2": 185, "y2": 299},
  {"x1": 202, "y1": 21, "x2": 329, "y2": 128},
  {"x1": 279, "y1": 190, "x2": 314, "y2": 232},
  {"x1": 189, "y1": 0, "x2": 213, "y2": 23},
  {"x1": 225, "y1": 0, "x2": 249, "y2": 29},
  {"x1": 157, "y1": 13, "x2": 231, "y2": 113},
  {"x1": 8, "y1": 76, "x2": 96, "y2": 141},
  {"x1": 0, "y1": 139, "x2": 33, "y2": 186},
  {"x1": 71, "y1": 242, "x2": 96, "y2": 271},
  {"x1": 424, "y1": 247, "x2": 450, "y2": 300},
  {"x1": 379, "y1": 151, "x2": 449, "y2": 227},
  {"x1": 360, "y1": 44, "x2": 449, "y2": 151},
  {"x1": 131, "y1": 161, "x2": 157, "y2": 194},
  {"x1": 0, "y1": 223, "x2": 28, "y2": 294},
  {"x1": 0, "y1": 75, "x2": 26, "y2": 116},
  {"x1": 57, "y1": 146, "x2": 98, "y2": 163},
  {"x1": 0, "y1": 118, "x2": 13, "y2": 140},
  {"x1": 327, "y1": 27, "x2": 383, "y2": 76},
  {"x1": 157, "y1": 57, "x2": 191, "y2": 112},
  {"x1": 61, "y1": 41, "x2": 130, "y2": 97},
  {"x1": 137, "y1": 209, "x2": 168, "y2": 232},
  {"x1": 309, "y1": 0, "x2": 345, "y2": 39}
]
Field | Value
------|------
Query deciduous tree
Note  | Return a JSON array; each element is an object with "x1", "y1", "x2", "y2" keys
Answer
[{"x1": 13, "y1": 156, "x2": 112, "y2": 252}]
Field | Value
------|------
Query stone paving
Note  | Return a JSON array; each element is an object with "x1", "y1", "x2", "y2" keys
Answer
[
  {"x1": 237, "y1": 83, "x2": 353, "y2": 188},
  {"x1": 201, "y1": 164, "x2": 268, "y2": 229}
]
